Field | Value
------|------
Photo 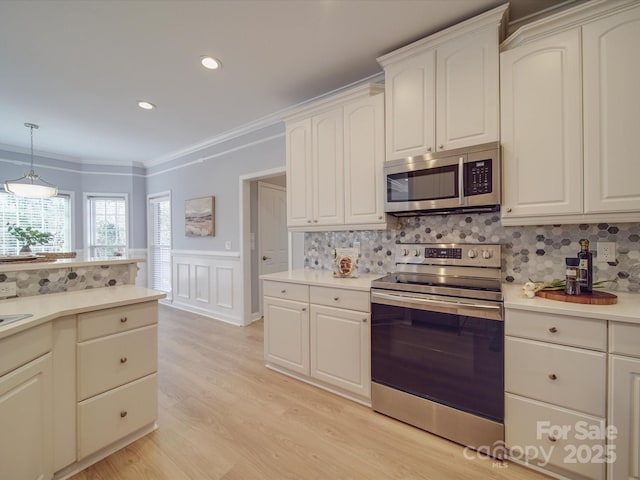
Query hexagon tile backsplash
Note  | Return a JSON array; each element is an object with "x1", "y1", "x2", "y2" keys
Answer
[{"x1": 305, "y1": 214, "x2": 640, "y2": 292}]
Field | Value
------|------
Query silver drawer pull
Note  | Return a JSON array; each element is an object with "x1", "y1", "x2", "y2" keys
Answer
[
  {"x1": 120, "y1": 411, "x2": 128, "y2": 418},
  {"x1": 120, "y1": 317, "x2": 127, "y2": 323},
  {"x1": 549, "y1": 327, "x2": 558, "y2": 333},
  {"x1": 120, "y1": 357, "x2": 128, "y2": 364},
  {"x1": 548, "y1": 373, "x2": 557, "y2": 380}
]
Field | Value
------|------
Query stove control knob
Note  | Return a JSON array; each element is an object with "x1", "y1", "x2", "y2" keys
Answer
[
  {"x1": 402, "y1": 248, "x2": 410, "y2": 257},
  {"x1": 482, "y1": 250, "x2": 493, "y2": 259},
  {"x1": 413, "y1": 249, "x2": 421, "y2": 257},
  {"x1": 467, "y1": 249, "x2": 478, "y2": 259}
]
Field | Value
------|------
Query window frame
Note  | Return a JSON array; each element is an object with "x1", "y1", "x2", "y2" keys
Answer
[
  {"x1": 147, "y1": 190, "x2": 172, "y2": 295},
  {"x1": 84, "y1": 192, "x2": 130, "y2": 257}
]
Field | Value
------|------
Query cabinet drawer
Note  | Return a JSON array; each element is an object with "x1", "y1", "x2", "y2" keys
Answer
[
  {"x1": 78, "y1": 301, "x2": 157, "y2": 341},
  {"x1": 77, "y1": 373, "x2": 157, "y2": 460},
  {"x1": 505, "y1": 337, "x2": 605, "y2": 416},
  {"x1": 310, "y1": 286, "x2": 370, "y2": 312},
  {"x1": 609, "y1": 321, "x2": 640, "y2": 358},
  {"x1": 78, "y1": 325, "x2": 157, "y2": 401},
  {"x1": 0, "y1": 323, "x2": 52, "y2": 377},
  {"x1": 506, "y1": 309, "x2": 606, "y2": 351},
  {"x1": 505, "y1": 394, "x2": 605, "y2": 480},
  {"x1": 263, "y1": 281, "x2": 309, "y2": 303}
]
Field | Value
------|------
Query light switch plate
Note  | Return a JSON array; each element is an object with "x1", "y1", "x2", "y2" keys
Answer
[
  {"x1": 597, "y1": 242, "x2": 616, "y2": 262},
  {"x1": 0, "y1": 282, "x2": 17, "y2": 298}
]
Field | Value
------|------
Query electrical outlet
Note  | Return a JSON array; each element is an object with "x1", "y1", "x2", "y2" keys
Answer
[
  {"x1": 597, "y1": 242, "x2": 616, "y2": 263},
  {"x1": 225, "y1": 241, "x2": 232, "y2": 250},
  {"x1": 0, "y1": 282, "x2": 17, "y2": 298}
]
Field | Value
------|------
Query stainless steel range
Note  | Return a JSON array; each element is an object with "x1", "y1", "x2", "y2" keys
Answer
[{"x1": 371, "y1": 243, "x2": 504, "y2": 453}]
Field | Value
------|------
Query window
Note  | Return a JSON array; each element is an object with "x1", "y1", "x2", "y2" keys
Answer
[
  {"x1": 86, "y1": 194, "x2": 128, "y2": 256},
  {"x1": 148, "y1": 194, "x2": 171, "y2": 293},
  {"x1": 0, "y1": 192, "x2": 72, "y2": 255}
]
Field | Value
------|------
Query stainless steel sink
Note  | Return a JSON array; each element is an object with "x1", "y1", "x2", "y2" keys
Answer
[{"x1": 0, "y1": 314, "x2": 33, "y2": 326}]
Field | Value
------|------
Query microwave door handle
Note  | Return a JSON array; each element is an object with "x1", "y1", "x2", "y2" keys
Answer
[{"x1": 458, "y1": 156, "x2": 464, "y2": 205}]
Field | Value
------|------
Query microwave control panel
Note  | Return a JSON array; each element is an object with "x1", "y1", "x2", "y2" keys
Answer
[{"x1": 465, "y1": 160, "x2": 492, "y2": 196}]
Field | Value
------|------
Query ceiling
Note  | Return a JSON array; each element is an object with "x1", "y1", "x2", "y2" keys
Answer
[{"x1": 0, "y1": 0, "x2": 568, "y2": 167}]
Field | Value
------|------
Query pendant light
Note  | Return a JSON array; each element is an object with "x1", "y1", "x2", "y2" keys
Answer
[{"x1": 4, "y1": 123, "x2": 58, "y2": 198}]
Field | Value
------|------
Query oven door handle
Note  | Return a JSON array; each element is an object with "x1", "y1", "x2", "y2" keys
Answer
[{"x1": 371, "y1": 291, "x2": 503, "y2": 321}]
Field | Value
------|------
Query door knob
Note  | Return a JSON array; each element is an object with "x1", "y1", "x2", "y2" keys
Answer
[{"x1": 262, "y1": 256, "x2": 270, "y2": 261}]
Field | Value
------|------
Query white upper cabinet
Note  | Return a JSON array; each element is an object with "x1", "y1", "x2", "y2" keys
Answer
[
  {"x1": 383, "y1": 49, "x2": 436, "y2": 159},
  {"x1": 378, "y1": 5, "x2": 506, "y2": 161},
  {"x1": 500, "y1": 0, "x2": 640, "y2": 225},
  {"x1": 583, "y1": 5, "x2": 640, "y2": 214},
  {"x1": 500, "y1": 28, "x2": 583, "y2": 219},
  {"x1": 436, "y1": 26, "x2": 500, "y2": 151},
  {"x1": 284, "y1": 84, "x2": 386, "y2": 231}
]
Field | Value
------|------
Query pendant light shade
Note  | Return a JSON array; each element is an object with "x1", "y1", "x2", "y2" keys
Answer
[{"x1": 4, "y1": 123, "x2": 58, "y2": 198}]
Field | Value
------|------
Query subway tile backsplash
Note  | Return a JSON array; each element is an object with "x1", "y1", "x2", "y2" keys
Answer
[{"x1": 305, "y1": 214, "x2": 640, "y2": 292}]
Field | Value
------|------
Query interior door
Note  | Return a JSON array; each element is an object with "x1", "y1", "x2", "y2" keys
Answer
[{"x1": 258, "y1": 182, "x2": 288, "y2": 313}]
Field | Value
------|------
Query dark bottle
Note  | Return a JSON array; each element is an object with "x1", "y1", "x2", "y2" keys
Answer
[{"x1": 577, "y1": 239, "x2": 593, "y2": 293}]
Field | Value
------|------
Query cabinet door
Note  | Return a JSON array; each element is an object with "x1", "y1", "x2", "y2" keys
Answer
[
  {"x1": 343, "y1": 93, "x2": 385, "y2": 225},
  {"x1": 583, "y1": 5, "x2": 640, "y2": 214},
  {"x1": 312, "y1": 108, "x2": 344, "y2": 226},
  {"x1": 264, "y1": 296, "x2": 309, "y2": 375},
  {"x1": 310, "y1": 305, "x2": 370, "y2": 399},
  {"x1": 0, "y1": 353, "x2": 53, "y2": 480},
  {"x1": 500, "y1": 28, "x2": 583, "y2": 220},
  {"x1": 384, "y1": 49, "x2": 436, "y2": 160},
  {"x1": 436, "y1": 25, "x2": 499, "y2": 151},
  {"x1": 608, "y1": 355, "x2": 640, "y2": 480},
  {"x1": 286, "y1": 118, "x2": 313, "y2": 227}
]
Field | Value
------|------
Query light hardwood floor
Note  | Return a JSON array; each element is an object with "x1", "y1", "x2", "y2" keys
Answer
[{"x1": 71, "y1": 305, "x2": 550, "y2": 480}]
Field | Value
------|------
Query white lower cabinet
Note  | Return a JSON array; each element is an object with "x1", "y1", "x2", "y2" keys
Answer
[
  {"x1": 608, "y1": 322, "x2": 640, "y2": 480},
  {"x1": 310, "y1": 305, "x2": 370, "y2": 398},
  {"x1": 0, "y1": 353, "x2": 53, "y2": 480},
  {"x1": 263, "y1": 280, "x2": 371, "y2": 404}
]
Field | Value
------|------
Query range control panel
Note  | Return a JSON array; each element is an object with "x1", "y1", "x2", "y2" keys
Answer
[
  {"x1": 465, "y1": 160, "x2": 493, "y2": 196},
  {"x1": 395, "y1": 243, "x2": 502, "y2": 268}
]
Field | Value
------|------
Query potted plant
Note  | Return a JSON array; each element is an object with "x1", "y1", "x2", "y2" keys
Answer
[{"x1": 6, "y1": 223, "x2": 54, "y2": 254}]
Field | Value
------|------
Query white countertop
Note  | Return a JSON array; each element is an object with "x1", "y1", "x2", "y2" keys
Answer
[
  {"x1": 0, "y1": 285, "x2": 165, "y2": 339},
  {"x1": 260, "y1": 269, "x2": 384, "y2": 292},
  {"x1": 0, "y1": 255, "x2": 145, "y2": 273},
  {"x1": 503, "y1": 283, "x2": 640, "y2": 324}
]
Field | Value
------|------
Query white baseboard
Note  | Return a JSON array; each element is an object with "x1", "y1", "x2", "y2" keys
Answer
[{"x1": 165, "y1": 301, "x2": 243, "y2": 327}]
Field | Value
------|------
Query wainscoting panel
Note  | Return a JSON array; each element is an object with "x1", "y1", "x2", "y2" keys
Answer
[{"x1": 171, "y1": 251, "x2": 242, "y2": 325}]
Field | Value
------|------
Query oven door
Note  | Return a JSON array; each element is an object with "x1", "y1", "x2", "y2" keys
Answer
[{"x1": 371, "y1": 289, "x2": 504, "y2": 422}]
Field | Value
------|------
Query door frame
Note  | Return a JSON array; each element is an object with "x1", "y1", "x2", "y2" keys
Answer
[
  {"x1": 239, "y1": 166, "x2": 287, "y2": 326},
  {"x1": 146, "y1": 190, "x2": 172, "y2": 300}
]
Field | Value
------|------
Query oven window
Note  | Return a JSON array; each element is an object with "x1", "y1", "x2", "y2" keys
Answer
[
  {"x1": 387, "y1": 165, "x2": 458, "y2": 202},
  {"x1": 371, "y1": 302, "x2": 504, "y2": 422}
]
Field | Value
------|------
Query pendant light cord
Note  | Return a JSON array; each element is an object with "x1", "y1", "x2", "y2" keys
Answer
[{"x1": 25, "y1": 122, "x2": 39, "y2": 178}]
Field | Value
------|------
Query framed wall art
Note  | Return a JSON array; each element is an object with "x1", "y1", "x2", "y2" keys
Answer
[{"x1": 185, "y1": 196, "x2": 215, "y2": 237}]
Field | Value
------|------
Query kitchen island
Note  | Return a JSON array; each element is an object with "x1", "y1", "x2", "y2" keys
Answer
[{"x1": 0, "y1": 285, "x2": 165, "y2": 480}]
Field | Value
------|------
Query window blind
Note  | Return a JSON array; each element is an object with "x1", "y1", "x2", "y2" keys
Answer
[
  {"x1": 149, "y1": 195, "x2": 171, "y2": 292},
  {"x1": 0, "y1": 192, "x2": 71, "y2": 255},
  {"x1": 87, "y1": 195, "x2": 127, "y2": 256}
]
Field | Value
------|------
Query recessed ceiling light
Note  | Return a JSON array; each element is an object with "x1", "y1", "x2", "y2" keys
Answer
[
  {"x1": 138, "y1": 101, "x2": 156, "y2": 110},
  {"x1": 201, "y1": 56, "x2": 221, "y2": 70}
]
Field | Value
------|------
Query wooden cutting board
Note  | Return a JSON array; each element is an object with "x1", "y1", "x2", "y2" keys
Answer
[{"x1": 535, "y1": 290, "x2": 618, "y2": 305}]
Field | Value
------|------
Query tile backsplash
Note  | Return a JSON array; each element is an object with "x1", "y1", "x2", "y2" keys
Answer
[{"x1": 305, "y1": 214, "x2": 640, "y2": 292}]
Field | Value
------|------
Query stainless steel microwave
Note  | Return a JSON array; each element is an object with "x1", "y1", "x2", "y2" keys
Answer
[{"x1": 384, "y1": 142, "x2": 501, "y2": 216}]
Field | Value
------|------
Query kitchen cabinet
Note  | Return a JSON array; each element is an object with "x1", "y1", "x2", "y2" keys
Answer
[
  {"x1": 608, "y1": 322, "x2": 640, "y2": 480},
  {"x1": 378, "y1": 5, "x2": 506, "y2": 160},
  {"x1": 0, "y1": 324, "x2": 53, "y2": 480},
  {"x1": 500, "y1": 0, "x2": 640, "y2": 225},
  {"x1": 76, "y1": 301, "x2": 159, "y2": 460},
  {"x1": 505, "y1": 308, "x2": 607, "y2": 480},
  {"x1": 284, "y1": 83, "x2": 386, "y2": 231},
  {"x1": 263, "y1": 278, "x2": 371, "y2": 404}
]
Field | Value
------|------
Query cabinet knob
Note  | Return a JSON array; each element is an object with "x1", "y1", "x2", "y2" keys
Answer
[
  {"x1": 262, "y1": 256, "x2": 270, "y2": 261},
  {"x1": 120, "y1": 317, "x2": 127, "y2": 323},
  {"x1": 439, "y1": 144, "x2": 444, "y2": 150},
  {"x1": 333, "y1": 297, "x2": 339, "y2": 301},
  {"x1": 307, "y1": 220, "x2": 312, "y2": 223},
  {"x1": 427, "y1": 147, "x2": 432, "y2": 152},
  {"x1": 549, "y1": 327, "x2": 558, "y2": 333},
  {"x1": 548, "y1": 435, "x2": 557, "y2": 443},
  {"x1": 281, "y1": 289, "x2": 286, "y2": 294},
  {"x1": 313, "y1": 220, "x2": 318, "y2": 223},
  {"x1": 548, "y1": 373, "x2": 557, "y2": 380},
  {"x1": 120, "y1": 411, "x2": 128, "y2": 418},
  {"x1": 362, "y1": 318, "x2": 367, "y2": 323},
  {"x1": 378, "y1": 216, "x2": 383, "y2": 220},
  {"x1": 301, "y1": 307, "x2": 307, "y2": 312},
  {"x1": 506, "y1": 207, "x2": 512, "y2": 213},
  {"x1": 120, "y1": 357, "x2": 128, "y2": 364}
]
